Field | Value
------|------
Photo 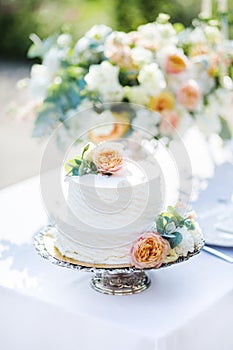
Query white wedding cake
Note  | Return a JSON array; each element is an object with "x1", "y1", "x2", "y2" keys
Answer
[
  {"x1": 54, "y1": 142, "x2": 204, "y2": 269},
  {"x1": 55, "y1": 160, "x2": 162, "y2": 266}
]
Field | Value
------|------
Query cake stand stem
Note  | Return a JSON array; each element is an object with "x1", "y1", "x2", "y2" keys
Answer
[{"x1": 90, "y1": 270, "x2": 151, "y2": 295}]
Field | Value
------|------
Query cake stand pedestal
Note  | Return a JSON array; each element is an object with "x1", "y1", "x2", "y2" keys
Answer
[
  {"x1": 34, "y1": 225, "x2": 204, "y2": 296},
  {"x1": 91, "y1": 270, "x2": 150, "y2": 295}
]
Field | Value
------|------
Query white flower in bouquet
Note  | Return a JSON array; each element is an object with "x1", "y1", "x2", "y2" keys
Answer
[
  {"x1": 131, "y1": 47, "x2": 153, "y2": 67},
  {"x1": 190, "y1": 56, "x2": 215, "y2": 95},
  {"x1": 154, "y1": 22, "x2": 178, "y2": 48},
  {"x1": 43, "y1": 48, "x2": 62, "y2": 75},
  {"x1": 29, "y1": 64, "x2": 51, "y2": 100},
  {"x1": 124, "y1": 85, "x2": 151, "y2": 105},
  {"x1": 204, "y1": 25, "x2": 222, "y2": 45},
  {"x1": 137, "y1": 22, "x2": 159, "y2": 41},
  {"x1": 74, "y1": 37, "x2": 91, "y2": 59},
  {"x1": 74, "y1": 25, "x2": 112, "y2": 64},
  {"x1": 138, "y1": 18, "x2": 177, "y2": 49},
  {"x1": 132, "y1": 109, "x2": 161, "y2": 139},
  {"x1": 85, "y1": 61, "x2": 124, "y2": 102},
  {"x1": 57, "y1": 34, "x2": 72, "y2": 48},
  {"x1": 185, "y1": 26, "x2": 207, "y2": 45},
  {"x1": 138, "y1": 63, "x2": 166, "y2": 96},
  {"x1": 104, "y1": 31, "x2": 134, "y2": 69},
  {"x1": 85, "y1": 24, "x2": 112, "y2": 41},
  {"x1": 196, "y1": 104, "x2": 221, "y2": 136}
]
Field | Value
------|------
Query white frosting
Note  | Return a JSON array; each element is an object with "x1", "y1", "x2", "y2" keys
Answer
[{"x1": 55, "y1": 160, "x2": 162, "y2": 265}]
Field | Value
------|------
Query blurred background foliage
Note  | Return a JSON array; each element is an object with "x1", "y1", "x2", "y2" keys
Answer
[{"x1": 0, "y1": 0, "x2": 232, "y2": 59}]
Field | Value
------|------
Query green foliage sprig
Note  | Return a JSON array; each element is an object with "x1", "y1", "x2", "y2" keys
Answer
[
  {"x1": 156, "y1": 206, "x2": 196, "y2": 248},
  {"x1": 65, "y1": 144, "x2": 98, "y2": 176}
]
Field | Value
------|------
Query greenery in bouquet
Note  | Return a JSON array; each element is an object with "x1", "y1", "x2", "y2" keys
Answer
[{"x1": 27, "y1": 13, "x2": 233, "y2": 146}]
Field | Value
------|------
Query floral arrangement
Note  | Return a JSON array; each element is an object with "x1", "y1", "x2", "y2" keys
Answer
[
  {"x1": 131, "y1": 206, "x2": 204, "y2": 269},
  {"x1": 27, "y1": 14, "x2": 233, "y2": 146},
  {"x1": 65, "y1": 142, "x2": 124, "y2": 176}
]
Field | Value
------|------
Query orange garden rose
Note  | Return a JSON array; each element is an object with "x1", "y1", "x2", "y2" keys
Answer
[
  {"x1": 130, "y1": 232, "x2": 170, "y2": 269},
  {"x1": 149, "y1": 91, "x2": 175, "y2": 112},
  {"x1": 165, "y1": 53, "x2": 188, "y2": 74},
  {"x1": 93, "y1": 142, "x2": 124, "y2": 174},
  {"x1": 177, "y1": 80, "x2": 200, "y2": 110}
]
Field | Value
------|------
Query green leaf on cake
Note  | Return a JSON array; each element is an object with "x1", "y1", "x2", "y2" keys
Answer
[
  {"x1": 156, "y1": 215, "x2": 166, "y2": 234},
  {"x1": 82, "y1": 144, "x2": 90, "y2": 159},
  {"x1": 161, "y1": 231, "x2": 182, "y2": 249},
  {"x1": 74, "y1": 157, "x2": 82, "y2": 165},
  {"x1": 64, "y1": 159, "x2": 77, "y2": 173},
  {"x1": 65, "y1": 144, "x2": 98, "y2": 177},
  {"x1": 90, "y1": 161, "x2": 98, "y2": 172},
  {"x1": 184, "y1": 219, "x2": 196, "y2": 230},
  {"x1": 72, "y1": 168, "x2": 79, "y2": 176}
]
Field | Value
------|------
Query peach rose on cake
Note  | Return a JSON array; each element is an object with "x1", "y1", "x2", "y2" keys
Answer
[
  {"x1": 177, "y1": 80, "x2": 201, "y2": 110},
  {"x1": 130, "y1": 232, "x2": 170, "y2": 269},
  {"x1": 93, "y1": 142, "x2": 124, "y2": 174}
]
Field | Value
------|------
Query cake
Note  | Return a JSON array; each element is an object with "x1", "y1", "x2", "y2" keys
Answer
[{"x1": 54, "y1": 141, "x2": 204, "y2": 268}]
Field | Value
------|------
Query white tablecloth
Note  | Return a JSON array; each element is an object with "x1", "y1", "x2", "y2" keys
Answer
[{"x1": 0, "y1": 163, "x2": 233, "y2": 350}]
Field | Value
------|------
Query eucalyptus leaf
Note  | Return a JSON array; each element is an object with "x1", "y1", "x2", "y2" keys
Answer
[
  {"x1": 184, "y1": 219, "x2": 195, "y2": 230},
  {"x1": 74, "y1": 158, "x2": 82, "y2": 165},
  {"x1": 156, "y1": 216, "x2": 166, "y2": 234},
  {"x1": 72, "y1": 168, "x2": 79, "y2": 176},
  {"x1": 162, "y1": 231, "x2": 182, "y2": 249}
]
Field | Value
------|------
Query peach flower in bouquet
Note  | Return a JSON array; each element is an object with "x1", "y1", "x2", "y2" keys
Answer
[{"x1": 177, "y1": 80, "x2": 201, "y2": 110}]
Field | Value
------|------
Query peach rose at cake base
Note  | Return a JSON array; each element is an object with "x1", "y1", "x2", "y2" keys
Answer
[
  {"x1": 130, "y1": 232, "x2": 170, "y2": 269},
  {"x1": 93, "y1": 142, "x2": 124, "y2": 174}
]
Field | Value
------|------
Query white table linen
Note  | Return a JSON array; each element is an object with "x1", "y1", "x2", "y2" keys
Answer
[{"x1": 0, "y1": 164, "x2": 233, "y2": 350}]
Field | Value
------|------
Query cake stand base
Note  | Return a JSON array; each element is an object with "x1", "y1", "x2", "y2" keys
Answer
[{"x1": 90, "y1": 270, "x2": 151, "y2": 295}]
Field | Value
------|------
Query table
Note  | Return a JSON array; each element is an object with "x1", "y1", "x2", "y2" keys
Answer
[{"x1": 0, "y1": 163, "x2": 233, "y2": 350}]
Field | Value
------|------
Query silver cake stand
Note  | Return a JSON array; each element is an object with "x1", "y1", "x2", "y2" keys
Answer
[{"x1": 34, "y1": 225, "x2": 204, "y2": 296}]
